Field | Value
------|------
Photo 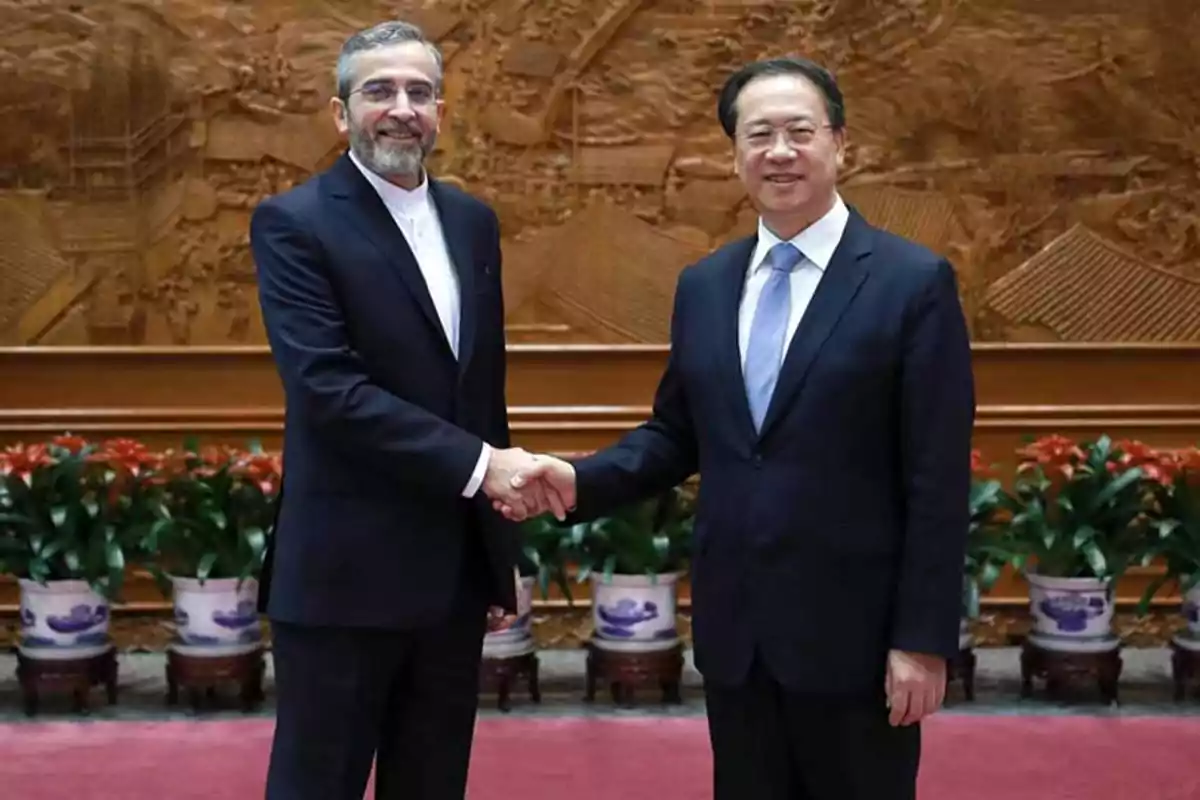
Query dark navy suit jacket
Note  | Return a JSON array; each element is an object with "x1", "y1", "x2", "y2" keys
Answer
[
  {"x1": 250, "y1": 152, "x2": 518, "y2": 629},
  {"x1": 571, "y1": 209, "x2": 976, "y2": 696}
]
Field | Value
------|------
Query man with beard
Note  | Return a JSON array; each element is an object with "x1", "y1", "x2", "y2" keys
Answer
[{"x1": 250, "y1": 20, "x2": 562, "y2": 800}]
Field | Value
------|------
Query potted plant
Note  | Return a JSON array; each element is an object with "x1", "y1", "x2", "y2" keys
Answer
[
  {"x1": 141, "y1": 440, "x2": 279, "y2": 655},
  {"x1": 482, "y1": 516, "x2": 575, "y2": 658},
  {"x1": 1137, "y1": 446, "x2": 1200, "y2": 643},
  {"x1": 577, "y1": 486, "x2": 694, "y2": 652},
  {"x1": 0, "y1": 435, "x2": 165, "y2": 658},
  {"x1": 962, "y1": 449, "x2": 1011, "y2": 644},
  {"x1": 1006, "y1": 434, "x2": 1154, "y2": 650}
]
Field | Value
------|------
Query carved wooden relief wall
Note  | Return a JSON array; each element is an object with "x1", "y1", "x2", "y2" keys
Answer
[{"x1": 1, "y1": 0, "x2": 1197, "y2": 346}]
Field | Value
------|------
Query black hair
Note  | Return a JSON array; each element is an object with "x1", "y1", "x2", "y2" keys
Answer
[{"x1": 716, "y1": 57, "x2": 846, "y2": 138}]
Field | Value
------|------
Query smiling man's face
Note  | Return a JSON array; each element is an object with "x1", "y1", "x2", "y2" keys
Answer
[
  {"x1": 732, "y1": 73, "x2": 844, "y2": 233},
  {"x1": 332, "y1": 41, "x2": 443, "y2": 188}
]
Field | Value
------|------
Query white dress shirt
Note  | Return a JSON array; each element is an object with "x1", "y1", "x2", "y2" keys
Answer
[
  {"x1": 349, "y1": 152, "x2": 491, "y2": 497},
  {"x1": 738, "y1": 194, "x2": 850, "y2": 370}
]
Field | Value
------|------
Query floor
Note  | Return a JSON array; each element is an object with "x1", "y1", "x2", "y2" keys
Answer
[
  {"x1": 3, "y1": 647, "x2": 1199, "y2": 799},
  {"x1": 4, "y1": 714, "x2": 1200, "y2": 800},
  {"x1": 0, "y1": 646, "x2": 1196, "y2": 721}
]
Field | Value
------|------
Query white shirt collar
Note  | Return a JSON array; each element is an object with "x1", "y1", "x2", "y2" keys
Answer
[
  {"x1": 348, "y1": 149, "x2": 430, "y2": 216},
  {"x1": 750, "y1": 193, "x2": 850, "y2": 273}
]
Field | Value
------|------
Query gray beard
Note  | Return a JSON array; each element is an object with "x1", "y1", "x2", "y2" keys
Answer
[{"x1": 349, "y1": 124, "x2": 434, "y2": 182}]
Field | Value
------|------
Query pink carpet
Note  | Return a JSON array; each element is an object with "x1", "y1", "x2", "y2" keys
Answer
[{"x1": 2, "y1": 715, "x2": 1199, "y2": 798}]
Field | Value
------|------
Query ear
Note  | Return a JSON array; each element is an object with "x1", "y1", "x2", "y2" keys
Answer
[
  {"x1": 833, "y1": 127, "x2": 847, "y2": 168},
  {"x1": 330, "y1": 96, "x2": 349, "y2": 136},
  {"x1": 434, "y1": 98, "x2": 446, "y2": 132}
]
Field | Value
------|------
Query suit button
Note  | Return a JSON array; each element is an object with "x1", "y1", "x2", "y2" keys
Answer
[{"x1": 752, "y1": 454, "x2": 763, "y2": 469}]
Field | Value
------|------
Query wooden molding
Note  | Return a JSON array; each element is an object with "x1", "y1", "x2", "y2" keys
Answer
[{"x1": 1, "y1": 343, "x2": 1198, "y2": 611}]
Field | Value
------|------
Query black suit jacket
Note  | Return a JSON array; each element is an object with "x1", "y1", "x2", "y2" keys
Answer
[
  {"x1": 250, "y1": 152, "x2": 518, "y2": 629},
  {"x1": 570, "y1": 209, "x2": 976, "y2": 697}
]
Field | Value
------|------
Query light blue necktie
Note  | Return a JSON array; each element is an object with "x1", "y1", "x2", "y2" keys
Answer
[{"x1": 744, "y1": 242, "x2": 804, "y2": 431}]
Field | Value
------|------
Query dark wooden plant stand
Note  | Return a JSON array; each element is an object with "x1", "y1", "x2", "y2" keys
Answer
[
  {"x1": 479, "y1": 650, "x2": 541, "y2": 712},
  {"x1": 17, "y1": 647, "x2": 118, "y2": 716},
  {"x1": 1170, "y1": 634, "x2": 1200, "y2": 702},
  {"x1": 1020, "y1": 637, "x2": 1121, "y2": 704},
  {"x1": 946, "y1": 645, "x2": 977, "y2": 701},
  {"x1": 584, "y1": 638, "x2": 684, "y2": 707},
  {"x1": 166, "y1": 646, "x2": 266, "y2": 712}
]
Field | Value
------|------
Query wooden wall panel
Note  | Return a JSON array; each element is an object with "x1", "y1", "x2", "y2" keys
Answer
[
  {"x1": 2, "y1": 2, "x2": 1200, "y2": 348},
  {"x1": 1, "y1": 343, "x2": 1198, "y2": 613}
]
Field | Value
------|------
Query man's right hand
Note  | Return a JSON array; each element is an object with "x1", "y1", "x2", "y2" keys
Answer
[
  {"x1": 493, "y1": 455, "x2": 576, "y2": 522},
  {"x1": 482, "y1": 448, "x2": 571, "y2": 521}
]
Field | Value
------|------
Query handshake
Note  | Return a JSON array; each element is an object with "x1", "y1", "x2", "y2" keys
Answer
[{"x1": 481, "y1": 447, "x2": 576, "y2": 522}]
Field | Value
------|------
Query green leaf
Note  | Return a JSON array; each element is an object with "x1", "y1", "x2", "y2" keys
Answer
[
  {"x1": 243, "y1": 526, "x2": 267, "y2": 557},
  {"x1": 1072, "y1": 526, "x2": 1097, "y2": 550},
  {"x1": 197, "y1": 552, "x2": 218, "y2": 582},
  {"x1": 1082, "y1": 541, "x2": 1107, "y2": 577},
  {"x1": 1136, "y1": 574, "x2": 1169, "y2": 615},
  {"x1": 980, "y1": 561, "x2": 1002, "y2": 590},
  {"x1": 106, "y1": 538, "x2": 125, "y2": 571}
]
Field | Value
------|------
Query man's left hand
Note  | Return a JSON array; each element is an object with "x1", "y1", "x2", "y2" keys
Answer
[
  {"x1": 486, "y1": 567, "x2": 522, "y2": 632},
  {"x1": 885, "y1": 649, "x2": 946, "y2": 726}
]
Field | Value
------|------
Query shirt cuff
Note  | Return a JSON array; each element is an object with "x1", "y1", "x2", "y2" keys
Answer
[{"x1": 461, "y1": 442, "x2": 491, "y2": 497}]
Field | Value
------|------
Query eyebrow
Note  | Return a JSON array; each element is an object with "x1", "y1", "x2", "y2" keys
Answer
[{"x1": 744, "y1": 114, "x2": 819, "y2": 127}]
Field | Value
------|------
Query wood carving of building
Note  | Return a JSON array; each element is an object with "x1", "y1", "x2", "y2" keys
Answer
[
  {"x1": 44, "y1": 35, "x2": 192, "y2": 344},
  {"x1": 984, "y1": 224, "x2": 1200, "y2": 341},
  {"x1": 503, "y1": 202, "x2": 708, "y2": 343},
  {"x1": 0, "y1": 194, "x2": 71, "y2": 340},
  {"x1": 841, "y1": 185, "x2": 965, "y2": 259}
]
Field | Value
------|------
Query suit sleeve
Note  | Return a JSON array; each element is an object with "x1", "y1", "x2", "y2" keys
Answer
[
  {"x1": 891, "y1": 259, "x2": 976, "y2": 659},
  {"x1": 478, "y1": 209, "x2": 522, "y2": 550},
  {"x1": 486, "y1": 209, "x2": 514, "y2": 454},
  {"x1": 569, "y1": 272, "x2": 699, "y2": 521},
  {"x1": 251, "y1": 198, "x2": 484, "y2": 497}
]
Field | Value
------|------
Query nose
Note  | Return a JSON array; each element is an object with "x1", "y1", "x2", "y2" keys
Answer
[
  {"x1": 766, "y1": 132, "x2": 797, "y2": 160},
  {"x1": 385, "y1": 102, "x2": 418, "y2": 123}
]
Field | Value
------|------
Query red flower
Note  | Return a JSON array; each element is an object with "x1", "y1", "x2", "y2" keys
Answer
[
  {"x1": 0, "y1": 443, "x2": 54, "y2": 485},
  {"x1": 51, "y1": 435, "x2": 89, "y2": 455},
  {"x1": 233, "y1": 452, "x2": 282, "y2": 495},
  {"x1": 92, "y1": 438, "x2": 160, "y2": 478},
  {"x1": 1160, "y1": 447, "x2": 1200, "y2": 489},
  {"x1": 1016, "y1": 434, "x2": 1085, "y2": 480},
  {"x1": 1109, "y1": 439, "x2": 1171, "y2": 485}
]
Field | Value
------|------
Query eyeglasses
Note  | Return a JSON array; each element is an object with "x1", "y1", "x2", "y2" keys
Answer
[
  {"x1": 350, "y1": 79, "x2": 437, "y2": 107},
  {"x1": 737, "y1": 123, "x2": 834, "y2": 151}
]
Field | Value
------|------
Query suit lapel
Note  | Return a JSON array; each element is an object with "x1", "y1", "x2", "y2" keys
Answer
[
  {"x1": 322, "y1": 154, "x2": 453, "y2": 359},
  {"x1": 428, "y1": 180, "x2": 477, "y2": 376},
  {"x1": 757, "y1": 211, "x2": 873, "y2": 440},
  {"x1": 710, "y1": 236, "x2": 759, "y2": 443}
]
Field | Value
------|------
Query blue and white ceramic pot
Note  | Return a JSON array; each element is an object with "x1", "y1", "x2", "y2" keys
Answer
[
  {"x1": 1182, "y1": 579, "x2": 1200, "y2": 639},
  {"x1": 1026, "y1": 571, "x2": 1116, "y2": 652},
  {"x1": 18, "y1": 578, "x2": 112, "y2": 658},
  {"x1": 169, "y1": 576, "x2": 262, "y2": 656},
  {"x1": 482, "y1": 574, "x2": 536, "y2": 658},
  {"x1": 590, "y1": 571, "x2": 679, "y2": 652}
]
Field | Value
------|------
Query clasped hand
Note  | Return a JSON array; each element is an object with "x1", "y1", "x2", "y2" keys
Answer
[{"x1": 481, "y1": 447, "x2": 576, "y2": 522}]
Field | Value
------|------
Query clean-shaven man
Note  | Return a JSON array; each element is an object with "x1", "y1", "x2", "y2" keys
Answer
[{"x1": 502, "y1": 56, "x2": 976, "y2": 800}]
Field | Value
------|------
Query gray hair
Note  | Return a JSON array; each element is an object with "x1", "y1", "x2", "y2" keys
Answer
[{"x1": 335, "y1": 21, "x2": 444, "y2": 102}]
